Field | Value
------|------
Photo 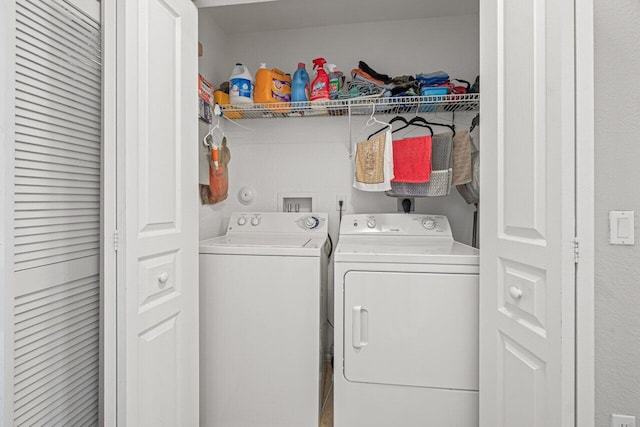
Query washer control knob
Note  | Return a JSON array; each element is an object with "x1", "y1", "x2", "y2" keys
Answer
[
  {"x1": 366, "y1": 219, "x2": 376, "y2": 229},
  {"x1": 304, "y1": 216, "x2": 320, "y2": 229},
  {"x1": 250, "y1": 216, "x2": 261, "y2": 226},
  {"x1": 237, "y1": 216, "x2": 247, "y2": 226},
  {"x1": 422, "y1": 217, "x2": 437, "y2": 230}
]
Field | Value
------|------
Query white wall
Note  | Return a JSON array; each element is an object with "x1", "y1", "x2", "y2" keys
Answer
[
  {"x1": 198, "y1": 8, "x2": 229, "y2": 88},
  {"x1": 197, "y1": 14, "x2": 480, "y2": 243},
  {"x1": 225, "y1": 15, "x2": 480, "y2": 83},
  {"x1": 594, "y1": 1, "x2": 640, "y2": 425}
]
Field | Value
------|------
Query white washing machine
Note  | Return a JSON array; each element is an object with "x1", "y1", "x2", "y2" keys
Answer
[
  {"x1": 199, "y1": 212, "x2": 329, "y2": 427},
  {"x1": 334, "y1": 214, "x2": 479, "y2": 427}
]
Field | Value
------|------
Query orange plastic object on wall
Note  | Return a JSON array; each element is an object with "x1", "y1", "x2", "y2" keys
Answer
[{"x1": 207, "y1": 138, "x2": 230, "y2": 204}]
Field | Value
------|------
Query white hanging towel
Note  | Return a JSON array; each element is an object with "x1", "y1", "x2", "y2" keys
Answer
[{"x1": 353, "y1": 129, "x2": 394, "y2": 191}]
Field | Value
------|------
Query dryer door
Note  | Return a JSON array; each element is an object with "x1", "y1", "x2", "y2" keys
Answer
[{"x1": 343, "y1": 271, "x2": 479, "y2": 391}]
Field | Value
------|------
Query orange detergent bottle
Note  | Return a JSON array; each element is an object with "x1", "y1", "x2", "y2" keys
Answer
[{"x1": 254, "y1": 63, "x2": 292, "y2": 104}]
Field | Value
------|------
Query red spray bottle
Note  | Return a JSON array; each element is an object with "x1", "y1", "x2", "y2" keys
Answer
[{"x1": 310, "y1": 57, "x2": 330, "y2": 101}]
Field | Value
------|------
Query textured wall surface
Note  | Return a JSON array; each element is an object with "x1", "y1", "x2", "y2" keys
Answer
[{"x1": 594, "y1": 1, "x2": 640, "y2": 425}]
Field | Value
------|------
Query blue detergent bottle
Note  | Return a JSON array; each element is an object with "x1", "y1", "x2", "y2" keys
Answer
[{"x1": 291, "y1": 62, "x2": 310, "y2": 102}]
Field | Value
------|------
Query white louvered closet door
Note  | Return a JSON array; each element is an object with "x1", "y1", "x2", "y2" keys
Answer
[{"x1": 12, "y1": 0, "x2": 102, "y2": 425}]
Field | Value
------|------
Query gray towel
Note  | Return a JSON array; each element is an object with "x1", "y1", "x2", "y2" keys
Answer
[
  {"x1": 430, "y1": 132, "x2": 453, "y2": 170},
  {"x1": 456, "y1": 127, "x2": 480, "y2": 204},
  {"x1": 452, "y1": 130, "x2": 472, "y2": 185}
]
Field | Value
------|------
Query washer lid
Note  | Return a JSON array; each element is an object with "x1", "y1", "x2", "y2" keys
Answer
[
  {"x1": 199, "y1": 233, "x2": 326, "y2": 256},
  {"x1": 335, "y1": 236, "x2": 479, "y2": 265}
]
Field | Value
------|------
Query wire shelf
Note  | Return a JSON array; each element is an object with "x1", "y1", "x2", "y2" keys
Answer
[{"x1": 217, "y1": 93, "x2": 480, "y2": 119}]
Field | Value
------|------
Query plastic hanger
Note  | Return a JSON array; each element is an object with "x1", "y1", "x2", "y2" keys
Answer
[
  {"x1": 409, "y1": 117, "x2": 455, "y2": 137},
  {"x1": 363, "y1": 104, "x2": 390, "y2": 139},
  {"x1": 392, "y1": 117, "x2": 433, "y2": 136},
  {"x1": 367, "y1": 115, "x2": 407, "y2": 140},
  {"x1": 203, "y1": 117, "x2": 225, "y2": 148}
]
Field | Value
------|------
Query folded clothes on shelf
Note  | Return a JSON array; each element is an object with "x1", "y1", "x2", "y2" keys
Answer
[
  {"x1": 416, "y1": 71, "x2": 450, "y2": 86},
  {"x1": 350, "y1": 62, "x2": 422, "y2": 99},
  {"x1": 310, "y1": 60, "x2": 477, "y2": 103},
  {"x1": 347, "y1": 68, "x2": 388, "y2": 97},
  {"x1": 358, "y1": 60, "x2": 393, "y2": 84}
]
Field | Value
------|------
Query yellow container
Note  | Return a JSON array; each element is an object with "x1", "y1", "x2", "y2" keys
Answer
[
  {"x1": 214, "y1": 90, "x2": 242, "y2": 119},
  {"x1": 254, "y1": 65, "x2": 292, "y2": 113}
]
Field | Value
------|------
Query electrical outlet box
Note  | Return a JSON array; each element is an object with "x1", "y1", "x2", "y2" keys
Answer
[
  {"x1": 336, "y1": 194, "x2": 347, "y2": 211},
  {"x1": 397, "y1": 197, "x2": 415, "y2": 213},
  {"x1": 612, "y1": 414, "x2": 636, "y2": 427}
]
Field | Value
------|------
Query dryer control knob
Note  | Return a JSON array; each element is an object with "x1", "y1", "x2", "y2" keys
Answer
[
  {"x1": 422, "y1": 218, "x2": 437, "y2": 230},
  {"x1": 250, "y1": 216, "x2": 261, "y2": 226},
  {"x1": 237, "y1": 216, "x2": 247, "y2": 226},
  {"x1": 367, "y1": 219, "x2": 376, "y2": 229}
]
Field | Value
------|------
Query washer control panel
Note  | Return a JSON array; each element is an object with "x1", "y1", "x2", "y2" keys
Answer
[
  {"x1": 342, "y1": 214, "x2": 452, "y2": 237},
  {"x1": 227, "y1": 212, "x2": 328, "y2": 233},
  {"x1": 234, "y1": 213, "x2": 261, "y2": 228}
]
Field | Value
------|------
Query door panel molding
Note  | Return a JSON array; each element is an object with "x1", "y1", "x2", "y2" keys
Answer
[{"x1": 499, "y1": 333, "x2": 547, "y2": 426}]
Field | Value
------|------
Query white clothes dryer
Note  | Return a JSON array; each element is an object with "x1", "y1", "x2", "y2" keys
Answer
[
  {"x1": 334, "y1": 214, "x2": 479, "y2": 427},
  {"x1": 199, "y1": 212, "x2": 329, "y2": 427}
]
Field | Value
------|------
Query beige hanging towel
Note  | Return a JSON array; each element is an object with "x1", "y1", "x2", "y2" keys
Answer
[
  {"x1": 451, "y1": 130, "x2": 472, "y2": 185},
  {"x1": 353, "y1": 129, "x2": 394, "y2": 192},
  {"x1": 355, "y1": 133, "x2": 385, "y2": 183}
]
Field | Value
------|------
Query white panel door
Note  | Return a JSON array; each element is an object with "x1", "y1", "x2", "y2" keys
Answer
[
  {"x1": 479, "y1": 0, "x2": 576, "y2": 426},
  {"x1": 116, "y1": 0, "x2": 199, "y2": 426}
]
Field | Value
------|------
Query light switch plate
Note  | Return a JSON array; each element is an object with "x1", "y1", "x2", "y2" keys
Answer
[
  {"x1": 612, "y1": 414, "x2": 636, "y2": 427},
  {"x1": 609, "y1": 211, "x2": 635, "y2": 245}
]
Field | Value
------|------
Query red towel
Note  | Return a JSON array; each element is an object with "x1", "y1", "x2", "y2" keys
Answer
[{"x1": 391, "y1": 136, "x2": 432, "y2": 183}]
